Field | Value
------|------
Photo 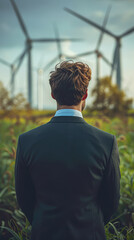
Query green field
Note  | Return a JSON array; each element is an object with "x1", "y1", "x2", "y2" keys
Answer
[{"x1": 0, "y1": 113, "x2": 134, "y2": 239}]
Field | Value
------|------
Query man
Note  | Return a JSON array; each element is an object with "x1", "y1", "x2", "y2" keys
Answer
[{"x1": 15, "y1": 61, "x2": 121, "y2": 240}]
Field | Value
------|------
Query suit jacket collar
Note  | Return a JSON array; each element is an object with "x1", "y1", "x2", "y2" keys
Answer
[{"x1": 49, "y1": 116, "x2": 87, "y2": 124}]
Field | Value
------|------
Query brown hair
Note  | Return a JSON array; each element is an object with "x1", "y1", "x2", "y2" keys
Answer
[{"x1": 49, "y1": 60, "x2": 92, "y2": 105}]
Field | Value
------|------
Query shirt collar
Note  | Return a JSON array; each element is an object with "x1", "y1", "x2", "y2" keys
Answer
[{"x1": 54, "y1": 109, "x2": 83, "y2": 118}]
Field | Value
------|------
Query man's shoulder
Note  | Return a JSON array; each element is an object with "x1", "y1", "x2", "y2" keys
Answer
[
  {"x1": 19, "y1": 121, "x2": 50, "y2": 141},
  {"x1": 19, "y1": 117, "x2": 114, "y2": 148},
  {"x1": 84, "y1": 119, "x2": 114, "y2": 139},
  {"x1": 19, "y1": 117, "x2": 113, "y2": 137},
  {"x1": 83, "y1": 119, "x2": 115, "y2": 155}
]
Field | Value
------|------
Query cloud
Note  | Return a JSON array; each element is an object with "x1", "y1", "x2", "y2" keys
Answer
[
  {"x1": 0, "y1": 23, "x2": 11, "y2": 33},
  {"x1": 106, "y1": 9, "x2": 134, "y2": 34},
  {"x1": 94, "y1": 10, "x2": 104, "y2": 18},
  {"x1": 120, "y1": 10, "x2": 134, "y2": 22},
  {"x1": 61, "y1": 41, "x2": 76, "y2": 56}
]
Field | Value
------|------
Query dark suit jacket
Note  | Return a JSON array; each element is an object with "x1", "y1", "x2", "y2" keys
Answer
[{"x1": 15, "y1": 116, "x2": 121, "y2": 240}]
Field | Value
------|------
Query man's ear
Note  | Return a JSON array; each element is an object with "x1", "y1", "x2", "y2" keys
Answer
[
  {"x1": 51, "y1": 92, "x2": 55, "y2": 100},
  {"x1": 82, "y1": 89, "x2": 88, "y2": 101}
]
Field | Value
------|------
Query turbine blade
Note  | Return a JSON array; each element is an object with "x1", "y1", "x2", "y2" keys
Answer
[
  {"x1": 13, "y1": 48, "x2": 27, "y2": 65},
  {"x1": 66, "y1": 50, "x2": 95, "y2": 59},
  {"x1": 10, "y1": 0, "x2": 29, "y2": 38},
  {"x1": 53, "y1": 25, "x2": 62, "y2": 58},
  {"x1": 0, "y1": 58, "x2": 11, "y2": 67},
  {"x1": 14, "y1": 46, "x2": 31, "y2": 74},
  {"x1": 100, "y1": 52, "x2": 112, "y2": 66},
  {"x1": 14, "y1": 56, "x2": 24, "y2": 74},
  {"x1": 64, "y1": 7, "x2": 116, "y2": 38},
  {"x1": 96, "y1": 5, "x2": 111, "y2": 49},
  {"x1": 119, "y1": 27, "x2": 134, "y2": 38},
  {"x1": 32, "y1": 38, "x2": 82, "y2": 42},
  {"x1": 44, "y1": 56, "x2": 59, "y2": 71}
]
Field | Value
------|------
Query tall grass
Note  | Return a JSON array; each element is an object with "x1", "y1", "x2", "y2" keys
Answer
[{"x1": 0, "y1": 114, "x2": 134, "y2": 239}]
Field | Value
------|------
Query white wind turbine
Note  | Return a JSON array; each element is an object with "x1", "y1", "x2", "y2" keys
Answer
[
  {"x1": 65, "y1": 6, "x2": 112, "y2": 87},
  {"x1": 64, "y1": 7, "x2": 134, "y2": 89},
  {"x1": 10, "y1": 0, "x2": 81, "y2": 108}
]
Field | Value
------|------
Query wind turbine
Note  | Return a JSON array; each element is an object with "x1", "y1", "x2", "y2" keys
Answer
[
  {"x1": 64, "y1": 7, "x2": 134, "y2": 89},
  {"x1": 42, "y1": 25, "x2": 78, "y2": 109},
  {"x1": 10, "y1": 0, "x2": 81, "y2": 108},
  {"x1": 0, "y1": 46, "x2": 30, "y2": 98},
  {"x1": 65, "y1": 6, "x2": 112, "y2": 87},
  {"x1": 43, "y1": 25, "x2": 71, "y2": 72},
  {"x1": 34, "y1": 25, "x2": 75, "y2": 109}
]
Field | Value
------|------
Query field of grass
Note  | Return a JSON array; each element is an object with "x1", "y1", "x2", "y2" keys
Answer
[{"x1": 0, "y1": 112, "x2": 134, "y2": 239}]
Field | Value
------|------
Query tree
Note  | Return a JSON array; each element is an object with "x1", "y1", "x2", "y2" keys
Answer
[
  {"x1": 0, "y1": 81, "x2": 12, "y2": 110},
  {"x1": 0, "y1": 81, "x2": 30, "y2": 110},
  {"x1": 11, "y1": 93, "x2": 31, "y2": 110},
  {"x1": 89, "y1": 76, "x2": 133, "y2": 116}
]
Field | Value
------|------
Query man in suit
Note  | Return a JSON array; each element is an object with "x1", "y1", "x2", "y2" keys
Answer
[{"x1": 15, "y1": 61, "x2": 121, "y2": 240}]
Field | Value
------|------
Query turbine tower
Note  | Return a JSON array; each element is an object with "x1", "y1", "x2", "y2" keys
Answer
[
  {"x1": 10, "y1": 0, "x2": 81, "y2": 108},
  {"x1": 64, "y1": 7, "x2": 134, "y2": 89}
]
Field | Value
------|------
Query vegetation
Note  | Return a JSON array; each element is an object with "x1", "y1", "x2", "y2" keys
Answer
[
  {"x1": 0, "y1": 79, "x2": 134, "y2": 239},
  {"x1": 0, "y1": 114, "x2": 134, "y2": 239},
  {"x1": 0, "y1": 81, "x2": 30, "y2": 111},
  {"x1": 87, "y1": 76, "x2": 133, "y2": 117}
]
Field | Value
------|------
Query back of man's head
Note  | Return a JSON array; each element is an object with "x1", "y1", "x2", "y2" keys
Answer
[{"x1": 49, "y1": 61, "x2": 92, "y2": 106}]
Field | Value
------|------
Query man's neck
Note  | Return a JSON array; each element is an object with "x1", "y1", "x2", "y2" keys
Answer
[{"x1": 57, "y1": 104, "x2": 82, "y2": 112}]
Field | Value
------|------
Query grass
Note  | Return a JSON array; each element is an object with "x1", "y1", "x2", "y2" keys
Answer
[{"x1": 0, "y1": 112, "x2": 134, "y2": 239}]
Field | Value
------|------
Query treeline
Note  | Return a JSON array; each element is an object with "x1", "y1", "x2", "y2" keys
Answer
[{"x1": 0, "y1": 77, "x2": 133, "y2": 118}]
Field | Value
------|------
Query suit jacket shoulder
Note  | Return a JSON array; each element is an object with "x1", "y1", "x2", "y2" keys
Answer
[
  {"x1": 19, "y1": 116, "x2": 114, "y2": 149},
  {"x1": 19, "y1": 116, "x2": 114, "y2": 169}
]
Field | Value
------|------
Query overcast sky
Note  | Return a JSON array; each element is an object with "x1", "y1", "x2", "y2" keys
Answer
[{"x1": 0, "y1": 0, "x2": 134, "y2": 109}]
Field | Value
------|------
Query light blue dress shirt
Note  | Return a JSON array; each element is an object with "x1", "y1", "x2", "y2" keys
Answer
[{"x1": 54, "y1": 109, "x2": 83, "y2": 118}]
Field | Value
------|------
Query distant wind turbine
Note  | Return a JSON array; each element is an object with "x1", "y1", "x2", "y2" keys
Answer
[
  {"x1": 10, "y1": 0, "x2": 81, "y2": 108},
  {"x1": 0, "y1": 46, "x2": 30, "y2": 98},
  {"x1": 43, "y1": 25, "x2": 72, "y2": 72},
  {"x1": 64, "y1": 7, "x2": 134, "y2": 89},
  {"x1": 34, "y1": 25, "x2": 77, "y2": 109}
]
